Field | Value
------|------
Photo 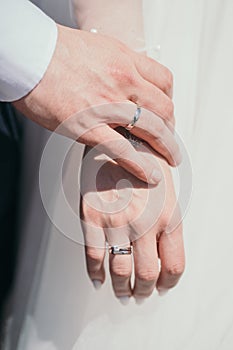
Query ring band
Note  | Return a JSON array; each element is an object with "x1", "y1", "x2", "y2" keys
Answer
[
  {"x1": 109, "y1": 245, "x2": 132, "y2": 255},
  {"x1": 125, "y1": 107, "x2": 141, "y2": 131}
]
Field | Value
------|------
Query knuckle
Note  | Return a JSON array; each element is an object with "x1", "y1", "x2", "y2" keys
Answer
[
  {"x1": 111, "y1": 264, "x2": 131, "y2": 279},
  {"x1": 164, "y1": 99, "x2": 174, "y2": 120},
  {"x1": 109, "y1": 61, "x2": 136, "y2": 86},
  {"x1": 163, "y1": 68, "x2": 173, "y2": 92},
  {"x1": 166, "y1": 262, "x2": 185, "y2": 277},
  {"x1": 121, "y1": 71, "x2": 136, "y2": 86},
  {"x1": 137, "y1": 268, "x2": 158, "y2": 283},
  {"x1": 159, "y1": 213, "x2": 170, "y2": 229},
  {"x1": 86, "y1": 247, "x2": 103, "y2": 264}
]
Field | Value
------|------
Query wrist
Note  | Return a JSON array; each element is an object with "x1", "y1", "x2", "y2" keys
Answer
[{"x1": 71, "y1": 1, "x2": 145, "y2": 50}]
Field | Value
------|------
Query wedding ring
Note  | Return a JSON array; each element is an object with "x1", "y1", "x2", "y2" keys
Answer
[
  {"x1": 125, "y1": 106, "x2": 141, "y2": 131},
  {"x1": 109, "y1": 245, "x2": 132, "y2": 255}
]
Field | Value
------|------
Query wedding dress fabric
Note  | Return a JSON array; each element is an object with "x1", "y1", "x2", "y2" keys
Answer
[{"x1": 7, "y1": 1, "x2": 233, "y2": 349}]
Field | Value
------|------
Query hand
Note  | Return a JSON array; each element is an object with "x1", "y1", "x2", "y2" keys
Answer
[
  {"x1": 13, "y1": 24, "x2": 181, "y2": 184},
  {"x1": 80, "y1": 137, "x2": 185, "y2": 301}
]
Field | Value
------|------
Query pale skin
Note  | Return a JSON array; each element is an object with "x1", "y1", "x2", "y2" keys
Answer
[
  {"x1": 73, "y1": 0, "x2": 185, "y2": 299},
  {"x1": 80, "y1": 139, "x2": 185, "y2": 300},
  {"x1": 12, "y1": 0, "x2": 185, "y2": 299},
  {"x1": 13, "y1": 24, "x2": 180, "y2": 184}
]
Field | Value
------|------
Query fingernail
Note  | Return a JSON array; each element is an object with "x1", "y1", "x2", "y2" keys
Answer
[
  {"x1": 118, "y1": 296, "x2": 130, "y2": 305},
  {"x1": 158, "y1": 288, "x2": 168, "y2": 296},
  {"x1": 150, "y1": 169, "x2": 162, "y2": 184},
  {"x1": 92, "y1": 280, "x2": 102, "y2": 290},
  {"x1": 135, "y1": 297, "x2": 145, "y2": 305}
]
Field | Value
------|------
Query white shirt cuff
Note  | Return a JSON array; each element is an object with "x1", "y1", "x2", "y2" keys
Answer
[{"x1": 0, "y1": 0, "x2": 58, "y2": 102}]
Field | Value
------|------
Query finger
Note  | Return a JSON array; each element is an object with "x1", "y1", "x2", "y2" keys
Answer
[
  {"x1": 133, "y1": 52, "x2": 173, "y2": 98},
  {"x1": 135, "y1": 79, "x2": 175, "y2": 129},
  {"x1": 82, "y1": 221, "x2": 106, "y2": 286},
  {"x1": 77, "y1": 102, "x2": 180, "y2": 176},
  {"x1": 156, "y1": 223, "x2": 185, "y2": 293},
  {"x1": 130, "y1": 108, "x2": 181, "y2": 166},
  {"x1": 109, "y1": 244, "x2": 133, "y2": 298},
  {"x1": 126, "y1": 74, "x2": 175, "y2": 129},
  {"x1": 83, "y1": 124, "x2": 162, "y2": 185},
  {"x1": 104, "y1": 103, "x2": 180, "y2": 165},
  {"x1": 133, "y1": 231, "x2": 159, "y2": 299}
]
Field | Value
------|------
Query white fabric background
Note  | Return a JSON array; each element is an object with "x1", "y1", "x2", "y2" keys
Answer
[{"x1": 6, "y1": 1, "x2": 233, "y2": 349}]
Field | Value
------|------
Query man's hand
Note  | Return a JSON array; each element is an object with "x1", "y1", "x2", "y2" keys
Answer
[{"x1": 14, "y1": 24, "x2": 181, "y2": 184}]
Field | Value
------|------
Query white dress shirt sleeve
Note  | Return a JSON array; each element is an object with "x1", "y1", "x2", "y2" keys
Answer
[{"x1": 0, "y1": 0, "x2": 58, "y2": 102}]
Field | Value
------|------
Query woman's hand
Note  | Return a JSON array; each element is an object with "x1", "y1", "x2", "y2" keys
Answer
[
  {"x1": 14, "y1": 25, "x2": 181, "y2": 184},
  {"x1": 80, "y1": 136, "x2": 185, "y2": 301}
]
